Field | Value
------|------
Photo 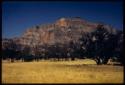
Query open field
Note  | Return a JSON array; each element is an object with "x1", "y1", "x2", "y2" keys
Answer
[{"x1": 2, "y1": 59, "x2": 124, "y2": 83}]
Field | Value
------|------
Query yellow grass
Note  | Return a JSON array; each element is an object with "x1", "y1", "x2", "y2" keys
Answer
[{"x1": 2, "y1": 59, "x2": 124, "y2": 84}]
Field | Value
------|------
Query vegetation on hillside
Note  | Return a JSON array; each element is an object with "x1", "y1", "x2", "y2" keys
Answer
[{"x1": 2, "y1": 24, "x2": 123, "y2": 65}]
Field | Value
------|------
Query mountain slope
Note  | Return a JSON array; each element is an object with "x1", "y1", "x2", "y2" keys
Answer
[{"x1": 16, "y1": 17, "x2": 116, "y2": 46}]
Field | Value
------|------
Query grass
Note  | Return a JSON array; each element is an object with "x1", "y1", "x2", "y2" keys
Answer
[{"x1": 2, "y1": 59, "x2": 124, "y2": 83}]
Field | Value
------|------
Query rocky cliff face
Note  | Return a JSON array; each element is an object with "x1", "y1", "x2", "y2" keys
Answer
[
  {"x1": 2, "y1": 17, "x2": 123, "y2": 64},
  {"x1": 17, "y1": 17, "x2": 99, "y2": 46},
  {"x1": 2, "y1": 17, "x2": 118, "y2": 48}
]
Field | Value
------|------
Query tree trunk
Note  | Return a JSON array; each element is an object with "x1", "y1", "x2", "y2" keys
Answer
[
  {"x1": 103, "y1": 58, "x2": 109, "y2": 64},
  {"x1": 71, "y1": 57, "x2": 75, "y2": 61},
  {"x1": 11, "y1": 58, "x2": 14, "y2": 63},
  {"x1": 65, "y1": 58, "x2": 69, "y2": 61},
  {"x1": 57, "y1": 57, "x2": 60, "y2": 61},
  {"x1": 94, "y1": 57, "x2": 102, "y2": 65}
]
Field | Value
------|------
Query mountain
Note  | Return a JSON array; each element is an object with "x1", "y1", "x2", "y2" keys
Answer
[
  {"x1": 2, "y1": 17, "x2": 119, "y2": 49},
  {"x1": 5, "y1": 17, "x2": 116, "y2": 46},
  {"x1": 2, "y1": 17, "x2": 123, "y2": 64}
]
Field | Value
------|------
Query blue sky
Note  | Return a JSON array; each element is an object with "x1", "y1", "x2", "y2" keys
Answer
[{"x1": 2, "y1": 1, "x2": 123, "y2": 38}]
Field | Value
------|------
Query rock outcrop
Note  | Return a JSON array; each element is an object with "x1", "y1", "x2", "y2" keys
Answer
[
  {"x1": 2, "y1": 17, "x2": 118, "y2": 48},
  {"x1": 2, "y1": 17, "x2": 123, "y2": 64}
]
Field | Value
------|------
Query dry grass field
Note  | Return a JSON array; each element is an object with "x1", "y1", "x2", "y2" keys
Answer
[{"x1": 2, "y1": 59, "x2": 124, "y2": 84}]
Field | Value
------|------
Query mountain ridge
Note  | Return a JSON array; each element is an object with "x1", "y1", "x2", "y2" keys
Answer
[
  {"x1": 2, "y1": 17, "x2": 118, "y2": 47},
  {"x1": 2, "y1": 17, "x2": 123, "y2": 64}
]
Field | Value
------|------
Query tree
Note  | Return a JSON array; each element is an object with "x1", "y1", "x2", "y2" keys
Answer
[
  {"x1": 68, "y1": 41, "x2": 76, "y2": 61},
  {"x1": 79, "y1": 32, "x2": 95, "y2": 60},
  {"x1": 91, "y1": 24, "x2": 109, "y2": 64},
  {"x1": 112, "y1": 31, "x2": 123, "y2": 65},
  {"x1": 21, "y1": 45, "x2": 34, "y2": 62},
  {"x1": 78, "y1": 24, "x2": 122, "y2": 65}
]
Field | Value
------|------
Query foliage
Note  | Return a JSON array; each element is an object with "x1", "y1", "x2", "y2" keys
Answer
[{"x1": 2, "y1": 24, "x2": 123, "y2": 65}]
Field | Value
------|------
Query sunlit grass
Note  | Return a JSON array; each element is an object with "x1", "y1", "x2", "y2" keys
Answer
[{"x1": 2, "y1": 59, "x2": 123, "y2": 83}]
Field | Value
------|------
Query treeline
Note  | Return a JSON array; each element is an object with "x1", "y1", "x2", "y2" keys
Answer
[{"x1": 2, "y1": 24, "x2": 123, "y2": 65}]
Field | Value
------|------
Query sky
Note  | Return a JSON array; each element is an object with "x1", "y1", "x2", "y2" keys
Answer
[{"x1": 2, "y1": 1, "x2": 123, "y2": 38}]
